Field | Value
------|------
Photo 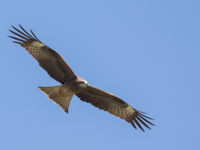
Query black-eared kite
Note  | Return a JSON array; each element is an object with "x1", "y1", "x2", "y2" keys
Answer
[{"x1": 8, "y1": 25, "x2": 154, "y2": 131}]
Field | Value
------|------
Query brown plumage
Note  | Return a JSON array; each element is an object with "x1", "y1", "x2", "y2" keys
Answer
[{"x1": 9, "y1": 25, "x2": 154, "y2": 131}]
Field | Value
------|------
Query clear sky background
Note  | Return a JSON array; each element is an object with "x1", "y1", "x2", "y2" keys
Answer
[{"x1": 1, "y1": 0, "x2": 200, "y2": 150}]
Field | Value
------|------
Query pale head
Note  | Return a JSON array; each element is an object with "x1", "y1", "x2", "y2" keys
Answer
[{"x1": 76, "y1": 77, "x2": 88, "y2": 88}]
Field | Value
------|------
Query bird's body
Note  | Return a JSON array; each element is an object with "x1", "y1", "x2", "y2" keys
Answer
[{"x1": 9, "y1": 25, "x2": 154, "y2": 131}]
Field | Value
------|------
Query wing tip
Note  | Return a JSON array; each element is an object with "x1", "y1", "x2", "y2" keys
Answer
[
  {"x1": 130, "y1": 110, "x2": 155, "y2": 132},
  {"x1": 8, "y1": 25, "x2": 41, "y2": 45}
]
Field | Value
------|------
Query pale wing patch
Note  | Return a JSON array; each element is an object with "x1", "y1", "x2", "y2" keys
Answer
[
  {"x1": 23, "y1": 41, "x2": 47, "y2": 58},
  {"x1": 31, "y1": 41, "x2": 45, "y2": 47},
  {"x1": 126, "y1": 105, "x2": 136, "y2": 115}
]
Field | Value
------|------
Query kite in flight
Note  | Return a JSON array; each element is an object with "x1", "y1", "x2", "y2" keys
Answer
[{"x1": 9, "y1": 25, "x2": 154, "y2": 131}]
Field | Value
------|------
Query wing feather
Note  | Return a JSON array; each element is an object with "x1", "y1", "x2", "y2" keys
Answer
[
  {"x1": 76, "y1": 85, "x2": 154, "y2": 131},
  {"x1": 8, "y1": 25, "x2": 77, "y2": 83}
]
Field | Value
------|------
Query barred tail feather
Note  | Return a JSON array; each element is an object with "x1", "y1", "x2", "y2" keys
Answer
[{"x1": 39, "y1": 85, "x2": 74, "y2": 113}]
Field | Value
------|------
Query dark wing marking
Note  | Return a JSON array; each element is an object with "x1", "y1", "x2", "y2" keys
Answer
[
  {"x1": 8, "y1": 25, "x2": 77, "y2": 83},
  {"x1": 76, "y1": 85, "x2": 154, "y2": 131}
]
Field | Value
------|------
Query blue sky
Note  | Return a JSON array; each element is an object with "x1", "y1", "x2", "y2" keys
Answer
[{"x1": 1, "y1": 0, "x2": 200, "y2": 149}]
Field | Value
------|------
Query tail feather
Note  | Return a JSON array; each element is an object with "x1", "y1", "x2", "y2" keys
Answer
[{"x1": 39, "y1": 85, "x2": 74, "y2": 113}]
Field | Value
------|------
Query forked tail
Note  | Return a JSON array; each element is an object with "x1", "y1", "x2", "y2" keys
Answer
[{"x1": 39, "y1": 85, "x2": 74, "y2": 113}]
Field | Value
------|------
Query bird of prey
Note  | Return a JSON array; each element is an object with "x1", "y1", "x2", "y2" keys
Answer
[{"x1": 8, "y1": 25, "x2": 154, "y2": 131}]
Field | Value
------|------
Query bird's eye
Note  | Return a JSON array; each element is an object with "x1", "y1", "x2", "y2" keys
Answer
[
  {"x1": 79, "y1": 81, "x2": 88, "y2": 85},
  {"x1": 79, "y1": 81, "x2": 86, "y2": 85}
]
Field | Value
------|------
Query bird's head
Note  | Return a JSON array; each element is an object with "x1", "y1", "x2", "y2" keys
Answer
[
  {"x1": 78, "y1": 80, "x2": 88, "y2": 88},
  {"x1": 76, "y1": 77, "x2": 88, "y2": 88}
]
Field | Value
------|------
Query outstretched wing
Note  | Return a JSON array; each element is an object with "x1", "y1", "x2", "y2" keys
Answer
[
  {"x1": 8, "y1": 25, "x2": 77, "y2": 83},
  {"x1": 76, "y1": 85, "x2": 154, "y2": 131}
]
